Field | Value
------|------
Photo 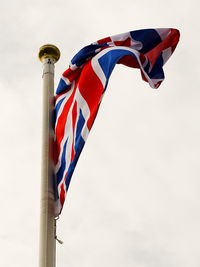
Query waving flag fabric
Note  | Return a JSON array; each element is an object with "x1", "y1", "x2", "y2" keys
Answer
[{"x1": 54, "y1": 28, "x2": 180, "y2": 215}]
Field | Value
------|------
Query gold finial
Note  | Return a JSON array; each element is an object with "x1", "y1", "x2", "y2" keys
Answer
[{"x1": 38, "y1": 44, "x2": 60, "y2": 63}]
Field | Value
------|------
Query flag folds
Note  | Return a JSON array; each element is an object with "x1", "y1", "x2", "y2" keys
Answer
[{"x1": 54, "y1": 28, "x2": 180, "y2": 215}]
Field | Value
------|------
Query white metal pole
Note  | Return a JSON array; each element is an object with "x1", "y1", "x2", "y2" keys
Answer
[{"x1": 38, "y1": 45, "x2": 60, "y2": 267}]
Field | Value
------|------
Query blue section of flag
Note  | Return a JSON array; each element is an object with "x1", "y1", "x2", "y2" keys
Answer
[
  {"x1": 65, "y1": 136, "x2": 85, "y2": 191},
  {"x1": 64, "y1": 109, "x2": 86, "y2": 191},
  {"x1": 98, "y1": 49, "x2": 137, "y2": 81},
  {"x1": 57, "y1": 78, "x2": 69, "y2": 94},
  {"x1": 71, "y1": 44, "x2": 108, "y2": 66},
  {"x1": 130, "y1": 29, "x2": 162, "y2": 54},
  {"x1": 55, "y1": 97, "x2": 65, "y2": 120},
  {"x1": 57, "y1": 138, "x2": 68, "y2": 185},
  {"x1": 143, "y1": 60, "x2": 151, "y2": 74},
  {"x1": 149, "y1": 54, "x2": 164, "y2": 79},
  {"x1": 75, "y1": 109, "x2": 85, "y2": 145}
]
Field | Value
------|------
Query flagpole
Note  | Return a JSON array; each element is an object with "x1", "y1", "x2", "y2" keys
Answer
[{"x1": 38, "y1": 44, "x2": 60, "y2": 267}]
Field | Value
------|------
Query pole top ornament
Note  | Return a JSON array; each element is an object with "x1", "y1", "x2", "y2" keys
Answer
[{"x1": 38, "y1": 44, "x2": 60, "y2": 63}]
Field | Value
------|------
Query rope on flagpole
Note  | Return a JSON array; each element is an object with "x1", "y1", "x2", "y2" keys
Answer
[{"x1": 55, "y1": 216, "x2": 64, "y2": 244}]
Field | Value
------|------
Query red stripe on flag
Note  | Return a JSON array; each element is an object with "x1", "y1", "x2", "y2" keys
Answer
[
  {"x1": 170, "y1": 29, "x2": 180, "y2": 53},
  {"x1": 78, "y1": 60, "x2": 104, "y2": 130},
  {"x1": 60, "y1": 183, "x2": 65, "y2": 208},
  {"x1": 63, "y1": 68, "x2": 82, "y2": 83},
  {"x1": 97, "y1": 36, "x2": 112, "y2": 44},
  {"x1": 114, "y1": 37, "x2": 131, "y2": 47},
  {"x1": 71, "y1": 101, "x2": 77, "y2": 161},
  {"x1": 117, "y1": 54, "x2": 140, "y2": 68}
]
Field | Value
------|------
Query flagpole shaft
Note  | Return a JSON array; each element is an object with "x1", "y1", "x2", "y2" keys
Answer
[{"x1": 38, "y1": 45, "x2": 60, "y2": 267}]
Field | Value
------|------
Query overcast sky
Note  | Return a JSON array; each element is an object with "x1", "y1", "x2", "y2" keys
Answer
[{"x1": 1, "y1": 0, "x2": 200, "y2": 267}]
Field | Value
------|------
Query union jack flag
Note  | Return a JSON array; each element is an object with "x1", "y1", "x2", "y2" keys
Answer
[{"x1": 54, "y1": 28, "x2": 180, "y2": 215}]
